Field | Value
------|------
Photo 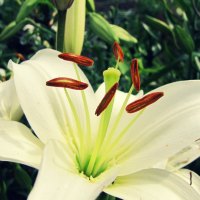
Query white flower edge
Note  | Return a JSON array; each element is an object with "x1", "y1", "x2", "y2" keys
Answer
[
  {"x1": 175, "y1": 169, "x2": 200, "y2": 195},
  {"x1": 104, "y1": 168, "x2": 200, "y2": 200},
  {"x1": 0, "y1": 74, "x2": 23, "y2": 120},
  {"x1": 0, "y1": 119, "x2": 43, "y2": 168}
]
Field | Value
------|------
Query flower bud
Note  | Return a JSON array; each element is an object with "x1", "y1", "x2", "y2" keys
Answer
[
  {"x1": 64, "y1": 0, "x2": 86, "y2": 54},
  {"x1": 52, "y1": 0, "x2": 74, "y2": 11}
]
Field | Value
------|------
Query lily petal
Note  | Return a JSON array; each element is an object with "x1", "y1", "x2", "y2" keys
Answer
[
  {"x1": 12, "y1": 49, "x2": 97, "y2": 143},
  {"x1": 104, "y1": 168, "x2": 200, "y2": 200},
  {"x1": 28, "y1": 140, "x2": 118, "y2": 200},
  {"x1": 0, "y1": 76, "x2": 23, "y2": 120},
  {"x1": 0, "y1": 119, "x2": 43, "y2": 169},
  {"x1": 116, "y1": 81, "x2": 200, "y2": 175},
  {"x1": 167, "y1": 141, "x2": 200, "y2": 171},
  {"x1": 176, "y1": 169, "x2": 200, "y2": 195}
]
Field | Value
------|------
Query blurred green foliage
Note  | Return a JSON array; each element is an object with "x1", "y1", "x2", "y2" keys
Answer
[{"x1": 0, "y1": 0, "x2": 200, "y2": 199}]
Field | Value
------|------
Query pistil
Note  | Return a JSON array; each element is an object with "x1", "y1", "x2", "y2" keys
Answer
[{"x1": 85, "y1": 68, "x2": 121, "y2": 177}]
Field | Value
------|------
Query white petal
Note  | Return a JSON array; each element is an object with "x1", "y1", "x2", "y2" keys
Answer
[
  {"x1": 0, "y1": 119, "x2": 43, "y2": 168},
  {"x1": 104, "y1": 168, "x2": 200, "y2": 200},
  {"x1": 29, "y1": 140, "x2": 119, "y2": 200},
  {"x1": 13, "y1": 49, "x2": 97, "y2": 143},
  {"x1": 176, "y1": 169, "x2": 200, "y2": 195},
  {"x1": 115, "y1": 81, "x2": 200, "y2": 175},
  {"x1": 0, "y1": 76, "x2": 23, "y2": 120},
  {"x1": 167, "y1": 141, "x2": 200, "y2": 171}
]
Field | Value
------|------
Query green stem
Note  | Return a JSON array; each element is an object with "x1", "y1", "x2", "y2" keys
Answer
[{"x1": 56, "y1": 10, "x2": 67, "y2": 51}]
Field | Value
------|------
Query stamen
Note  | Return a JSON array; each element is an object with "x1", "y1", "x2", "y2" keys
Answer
[
  {"x1": 131, "y1": 59, "x2": 140, "y2": 92},
  {"x1": 58, "y1": 53, "x2": 94, "y2": 66},
  {"x1": 126, "y1": 92, "x2": 164, "y2": 113},
  {"x1": 96, "y1": 109, "x2": 145, "y2": 170},
  {"x1": 113, "y1": 42, "x2": 124, "y2": 62},
  {"x1": 46, "y1": 77, "x2": 88, "y2": 90},
  {"x1": 95, "y1": 83, "x2": 119, "y2": 116},
  {"x1": 73, "y1": 64, "x2": 92, "y2": 170},
  {"x1": 16, "y1": 53, "x2": 25, "y2": 61}
]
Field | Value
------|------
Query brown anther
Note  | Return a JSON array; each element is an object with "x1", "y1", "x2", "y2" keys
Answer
[
  {"x1": 190, "y1": 171, "x2": 192, "y2": 185},
  {"x1": 46, "y1": 77, "x2": 88, "y2": 90},
  {"x1": 131, "y1": 59, "x2": 140, "y2": 92},
  {"x1": 113, "y1": 42, "x2": 124, "y2": 62},
  {"x1": 58, "y1": 53, "x2": 94, "y2": 66},
  {"x1": 16, "y1": 53, "x2": 25, "y2": 61},
  {"x1": 95, "y1": 83, "x2": 119, "y2": 116},
  {"x1": 126, "y1": 92, "x2": 164, "y2": 113}
]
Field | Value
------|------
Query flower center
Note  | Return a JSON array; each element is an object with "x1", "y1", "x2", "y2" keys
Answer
[{"x1": 46, "y1": 45, "x2": 164, "y2": 179}]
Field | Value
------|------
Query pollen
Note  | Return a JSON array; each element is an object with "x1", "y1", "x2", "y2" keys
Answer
[
  {"x1": 58, "y1": 53, "x2": 94, "y2": 66},
  {"x1": 131, "y1": 59, "x2": 140, "y2": 92},
  {"x1": 95, "y1": 82, "x2": 119, "y2": 116},
  {"x1": 46, "y1": 77, "x2": 88, "y2": 90},
  {"x1": 126, "y1": 92, "x2": 164, "y2": 113}
]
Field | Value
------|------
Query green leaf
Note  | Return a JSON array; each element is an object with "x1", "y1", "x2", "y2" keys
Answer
[
  {"x1": 16, "y1": 0, "x2": 39, "y2": 22},
  {"x1": 175, "y1": 0, "x2": 192, "y2": 18},
  {"x1": 15, "y1": 165, "x2": 32, "y2": 191},
  {"x1": 0, "y1": 18, "x2": 29, "y2": 41},
  {"x1": 110, "y1": 24, "x2": 138, "y2": 43},
  {"x1": 86, "y1": 0, "x2": 95, "y2": 12},
  {"x1": 16, "y1": 0, "x2": 53, "y2": 22},
  {"x1": 39, "y1": 0, "x2": 55, "y2": 9},
  {"x1": 119, "y1": 61, "x2": 129, "y2": 74},
  {"x1": 144, "y1": 15, "x2": 172, "y2": 34},
  {"x1": 88, "y1": 12, "x2": 119, "y2": 44},
  {"x1": 0, "y1": 181, "x2": 7, "y2": 200},
  {"x1": 142, "y1": 23, "x2": 159, "y2": 40},
  {"x1": 174, "y1": 25, "x2": 195, "y2": 54},
  {"x1": 194, "y1": 56, "x2": 200, "y2": 71}
]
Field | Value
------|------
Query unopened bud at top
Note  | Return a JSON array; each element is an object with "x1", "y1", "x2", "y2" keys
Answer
[
  {"x1": 52, "y1": 0, "x2": 74, "y2": 11},
  {"x1": 64, "y1": 0, "x2": 86, "y2": 55}
]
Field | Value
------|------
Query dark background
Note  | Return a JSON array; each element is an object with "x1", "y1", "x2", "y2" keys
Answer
[{"x1": 0, "y1": 0, "x2": 200, "y2": 199}]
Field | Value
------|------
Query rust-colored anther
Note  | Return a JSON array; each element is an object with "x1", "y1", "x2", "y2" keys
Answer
[
  {"x1": 95, "y1": 83, "x2": 119, "y2": 116},
  {"x1": 113, "y1": 42, "x2": 124, "y2": 62},
  {"x1": 58, "y1": 53, "x2": 94, "y2": 66},
  {"x1": 46, "y1": 77, "x2": 88, "y2": 90},
  {"x1": 126, "y1": 92, "x2": 164, "y2": 113},
  {"x1": 16, "y1": 53, "x2": 25, "y2": 61},
  {"x1": 131, "y1": 59, "x2": 140, "y2": 92}
]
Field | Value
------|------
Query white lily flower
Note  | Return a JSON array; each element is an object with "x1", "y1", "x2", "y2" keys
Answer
[
  {"x1": 1, "y1": 49, "x2": 200, "y2": 199},
  {"x1": 0, "y1": 64, "x2": 23, "y2": 121},
  {"x1": 0, "y1": 63, "x2": 42, "y2": 167}
]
